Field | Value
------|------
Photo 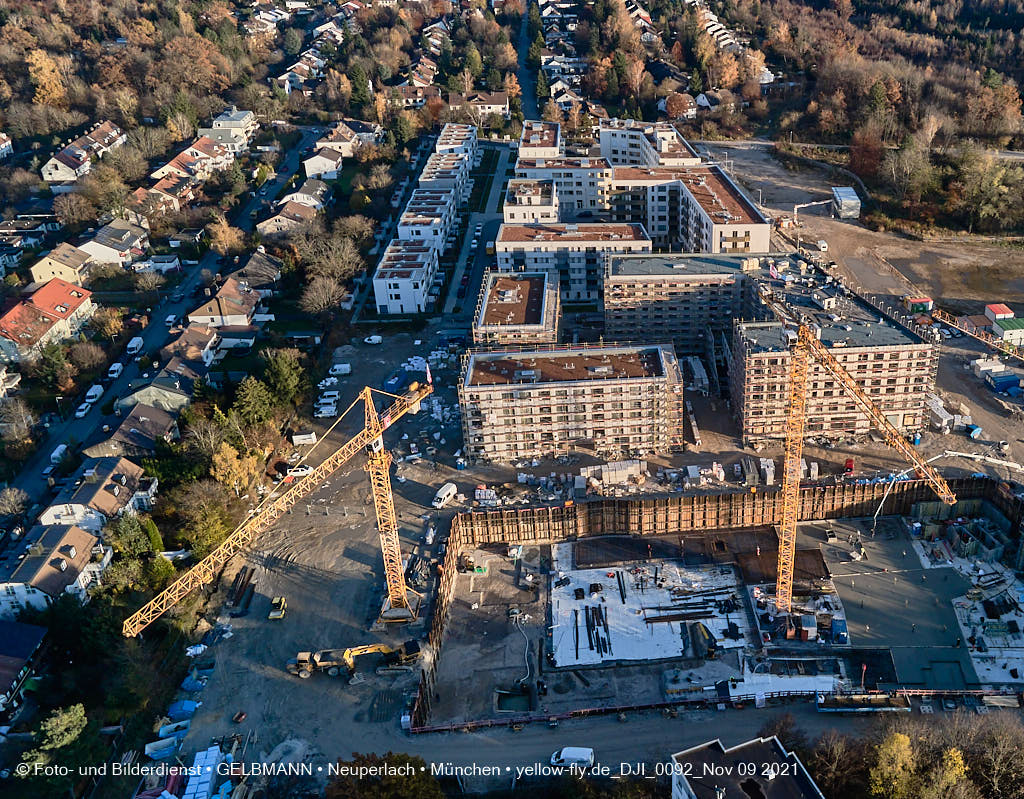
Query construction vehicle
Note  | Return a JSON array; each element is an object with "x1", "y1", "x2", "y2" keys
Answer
[
  {"x1": 268, "y1": 597, "x2": 287, "y2": 620},
  {"x1": 121, "y1": 378, "x2": 433, "y2": 637},
  {"x1": 930, "y1": 309, "x2": 1024, "y2": 365},
  {"x1": 757, "y1": 285, "x2": 957, "y2": 616},
  {"x1": 286, "y1": 641, "x2": 421, "y2": 679}
]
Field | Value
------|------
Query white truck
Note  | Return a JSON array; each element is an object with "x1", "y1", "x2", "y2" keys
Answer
[
  {"x1": 50, "y1": 444, "x2": 68, "y2": 465},
  {"x1": 431, "y1": 482, "x2": 457, "y2": 509},
  {"x1": 127, "y1": 336, "x2": 145, "y2": 356}
]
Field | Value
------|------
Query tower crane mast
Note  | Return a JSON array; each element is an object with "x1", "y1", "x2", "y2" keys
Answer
[
  {"x1": 122, "y1": 381, "x2": 433, "y2": 638},
  {"x1": 758, "y1": 285, "x2": 956, "y2": 615}
]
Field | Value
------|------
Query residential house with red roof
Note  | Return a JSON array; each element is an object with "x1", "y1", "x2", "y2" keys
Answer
[{"x1": 0, "y1": 278, "x2": 95, "y2": 362}]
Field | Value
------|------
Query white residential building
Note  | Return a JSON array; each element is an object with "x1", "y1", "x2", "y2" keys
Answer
[
  {"x1": 418, "y1": 152, "x2": 472, "y2": 203},
  {"x1": 434, "y1": 123, "x2": 478, "y2": 158},
  {"x1": 514, "y1": 157, "x2": 612, "y2": 217},
  {"x1": 303, "y1": 147, "x2": 344, "y2": 179},
  {"x1": 397, "y1": 189, "x2": 457, "y2": 251},
  {"x1": 37, "y1": 457, "x2": 157, "y2": 533},
  {"x1": 518, "y1": 120, "x2": 562, "y2": 159},
  {"x1": 503, "y1": 179, "x2": 560, "y2": 224},
  {"x1": 372, "y1": 240, "x2": 440, "y2": 315},
  {"x1": 495, "y1": 222, "x2": 651, "y2": 302},
  {"x1": 0, "y1": 525, "x2": 112, "y2": 619},
  {"x1": 41, "y1": 121, "x2": 126, "y2": 184},
  {"x1": 598, "y1": 118, "x2": 702, "y2": 167}
]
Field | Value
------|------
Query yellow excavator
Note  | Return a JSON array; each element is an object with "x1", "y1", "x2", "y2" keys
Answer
[{"x1": 286, "y1": 640, "x2": 421, "y2": 679}]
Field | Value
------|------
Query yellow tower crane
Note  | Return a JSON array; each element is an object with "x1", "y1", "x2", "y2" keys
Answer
[
  {"x1": 122, "y1": 380, "x2": 433, "y2": 638},
  {"x1": 758, "y1": 287, "x2": 957, "y2": 615}
]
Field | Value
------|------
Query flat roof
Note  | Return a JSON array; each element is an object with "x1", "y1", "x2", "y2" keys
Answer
[
  {"x1": 466, "y1": 345, "x2": 667, "y2": 386},
  {"x1": 600, "y1": 118, "x2": 700, "y2": 159},
  {"x1": 671, "y1": 737, "x2": 824, "y2": 799},
  {"x1": 497, "y1": 222, "x2": 648, "y2": 243},
  {"x1": 612, "y1": 165, "x2": 767, "y2": 225},
  {"x1": 607, "y1": 252, "x2": 762, "y2": 279},
  {"x1": 505, "y1": 179, "x2": 555, "y2": 204},
  {"x1": 520, "y1": 120, "x2": 560, "y2": 149},
  {"x1": 995, "y1": 317, "x2": 1024, "y2": 330},
  {"x1": 478, "y1": 273, "x2": 547, "y2": 327}
]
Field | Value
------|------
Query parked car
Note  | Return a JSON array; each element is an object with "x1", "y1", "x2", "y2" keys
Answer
[
  {"x1": 287, "y1": 465, "x2": 313, "y2": 477},
  {"x1": 314, "y1": 406, "x2": 337, "y2": 418},
  {"x1": 74, "y1": 402, "x2": 92, "y2": 419},
  {"x1": 363, "y1": 335, "x2": 383, "y2": 345}
]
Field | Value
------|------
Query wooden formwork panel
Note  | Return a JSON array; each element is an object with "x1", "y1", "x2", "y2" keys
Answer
[{"x1": 453, "y1": 477, "x2": 1017, "y2": 549}]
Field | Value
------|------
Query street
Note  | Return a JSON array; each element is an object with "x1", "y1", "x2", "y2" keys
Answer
[{"x1": 14, "y1": 127, "x2": 320, "y2": 507}]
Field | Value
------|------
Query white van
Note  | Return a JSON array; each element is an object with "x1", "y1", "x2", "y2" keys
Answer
[
  {"x1": 85, "y1": 384, "x2": 104, "y2": 403},
  {"x1": 550, "y1": 747, "x2": 595, "y2": 768},
  {"x1": 816, "y1": 239, "x2": 828, "y2": 252},
  {"x1": 107, "y1": 363, "x2": 124, "y2": 380},
  {"x1": 329, "y1": 363, "x2": 352, "y2": 376},
  {"x1": 320, "y1": 391, "x2": 340, "y2": 401},
  {"x1": 431, "y1": 482, "x2": 457, "y2": 509}
]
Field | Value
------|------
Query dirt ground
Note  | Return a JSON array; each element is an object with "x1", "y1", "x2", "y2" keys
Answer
[{"x1": 705, "y1": 143, "x2": 1024, "y2": 309}]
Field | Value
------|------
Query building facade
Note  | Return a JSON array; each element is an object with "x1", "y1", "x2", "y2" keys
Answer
[
  {"x1": 372, "y1": 240, "x2": 440, "y2": 315},
  {"x1": 472, "y1": 271, "x2": 560, "y2": 346},
  {"x1": 503, "y1": 179, "x2": 560, "y2": 224},
  {"x1": 459, "y1": 344, "x2": 685, "y2": 462},
  {"x1": 495, "y1": 222, "x2": 651, "y2": 303}
]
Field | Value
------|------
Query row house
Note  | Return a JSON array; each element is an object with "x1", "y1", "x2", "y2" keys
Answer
[
  {"x1": 0, "y1": 279, "x2": 94, "y2": 363},
  {"x1": 0, "y1": 524, "x2": 112, "y2": 620},
  {"x1": 41, "y1": 121, "x2": 126, "y2": 185},
  {"x1": 38, "y1": 457, "x2": 157, "y2": 533},
  {"x1": 78, "y1": 219, "x2": 150, "y2": 266}
]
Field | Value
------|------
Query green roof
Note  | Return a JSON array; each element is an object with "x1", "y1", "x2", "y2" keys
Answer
[{"x1": 996, "y1": 317, "x2": 1024, "y2": 331}]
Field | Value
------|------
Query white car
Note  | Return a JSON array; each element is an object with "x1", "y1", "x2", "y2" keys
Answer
[
  {"x1": 364, "y1": 335, "x2": 383, "y2": 345},
  {"x1": 314, "y1": 406, "x2": 337, "y2": 418},
  {"x1": 74, "y1": 402, "x2": 92, "y2": 419},
  {"x1": 318, "y1": 377, "x2": 339, "y2": 389},
  {"x1": 287, "y1": 465, "x2": 313, "y2": 477},
  {"x1": 165, "y1": 314, "x2": 177, "y2": 326}
]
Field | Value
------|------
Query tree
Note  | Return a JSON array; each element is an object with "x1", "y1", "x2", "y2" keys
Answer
[
  {"x1": 503, "y1": 73, "x2": 522, "y2": 99},
  {"x1": 465, "y1": 43, "x2": 483, "y2": 81},
  {"x1": 870, "y1": 732, "x2": 919, "y2": 799},
  {"x1": 31, "y1": 343, "x2": 77, "y2": 392},
  {"x1": 284, "y1": 27, "x2": 304, "y2": 56},
  {"x1": 850, "y1": 124, "x2": 884, "y2": 180},
  {"x1": 207, "y1": 215, "x2": 245, "y2": 255},
  {"x1": 106, "y1": 515, "x2": 153, "y2": 558},
  {"x1": 951, "y1": 146, "x2": 1024, "y2": 233},
  {"x1": 210, "y1": 442, "x2": 260, "y2": 495},
  {"x1": 69, "y1": 341, "x2": 106, "y2": 371},
  {"x1": 883, "y1": 135, "x2": 934, "y2": 201},
  {"x1": 295, "y1": 227, "x2": 364, "y2": 281},
  {"x1": 350, "y1": 63, "x2": 371, "y2": 107},
  {"x1": 624, "y1": 56, "x2": 647, "y2": 100},
  {"x1": 233, "y1": 376, "x2": 275, "y2": 427},
  {"x1": 666, "y1": 92, "x2": 693, "y2": 120},
  {"x1": 261, "y1": 348, "x2": 305, "y2": 405},
  {"x1": 300, "y1": 276, "x2": 348, "y2": 314},
  {"x1": 26, "y1": 49, "x2": 67, "y2": 108},
  {"x1": 542, "y1": 99, "x2": 562, "y2": 123},
  {"x1": 920, "y1": 748, "x2": 972, "y2": 799},
  {"x1": 0, "y1": 398, "x2": 36, "y2": 442},
  {"x1": 185, "y1": 417, "x2": 226, "y2": 461},
  {"x1": 135, "y1": 271, "x2": 166, "y2": 299},
  {"x1": 53, "y1": 193, "x2": 98, "y2": 226},
  {"x1": 325, "y1": 753, "x2": 443, "y2": 799},
  {"x1": 0, "y1": 486, "x2": 29, "y2": 517},
  {"x1": 90, "y1": 307, "x2": 124, "y2": 342},
  {"x1": 335, "y1": 215, "x2": 375, "y2": 244},
  {"x1": 168, "y1": 478, "x2": 235, "y2": 557},
  {"x1": 536, "y1": 71, "x2": 550, "y2": 101}
]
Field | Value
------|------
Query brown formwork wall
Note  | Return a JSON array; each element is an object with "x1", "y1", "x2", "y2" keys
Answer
[{"x1": 454, "y1": 477, "x2": 1018, "y2": 547}]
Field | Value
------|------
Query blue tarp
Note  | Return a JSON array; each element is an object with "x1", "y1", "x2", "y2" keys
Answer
[{"x1": 167, "y1": 700, "x2": 199, "y2": 720}]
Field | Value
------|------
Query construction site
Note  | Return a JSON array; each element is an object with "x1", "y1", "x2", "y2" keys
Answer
[{"x1": 118, "y1": 219, "x2": 1024, "y2": 794}]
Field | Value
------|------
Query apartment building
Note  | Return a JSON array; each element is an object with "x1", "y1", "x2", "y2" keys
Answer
[
  {"x1": 434, "y1": 123, "x2": 478, "y2": 158},
  {"x1": 608, "y1": 165, "x2": 771, "y2": 252},
  {"x1": 472, "y1": 271, "x2": 560, "y2": 346},
  {"x1": 514, "y1": 157, "x2": 611, "y2": 217},
  {"x1": 418, "y1": 151, "x2": 472, "y2": 203},
  {"x1": 604, "y1": 253, "x2": 765, "y2": 353},
  {"x1": 598, "y1": 118, "x2": 702, "y2": 167},
  {"x1": 41, "y1": 121, "x2": 126, "y2": 184},
  {"x1": 495, "y1": 222, "x2": 651, "y2": 302},
  {"x1": 519, "y1": 120, "x2": 562, "y2": 159},
  {"x1": 503, "y1": 179, "x2": 560, "y2": 224},
  {"x1": 397, "y1": 189, "x2": 457, "y2": 250},
  {"x1": 459, "y1": 344, "x2": 685, "y2": 462},
  {"x1": 0, "y1": 279, "x2": 95, "y2": 363},
  {"x1": 372, "y1": 239, "x2": 440, "y2": 315},
  {"x1": 728, "y1": 268, "x2": 937, "y2": 444}
]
